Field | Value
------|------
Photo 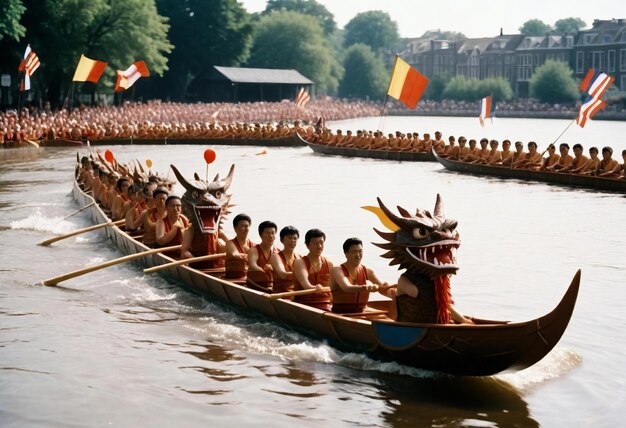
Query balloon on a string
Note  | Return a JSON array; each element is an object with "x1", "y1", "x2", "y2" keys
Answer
[
  {"x1": 104, "y1": 149, "x2": 114, "y2": 163},
  {"x1": 203, "y1": 149, "x2": 216, "y2": 164},
  {"x1": 146, "y1": 159, "x2": 152, "y2": 169}
]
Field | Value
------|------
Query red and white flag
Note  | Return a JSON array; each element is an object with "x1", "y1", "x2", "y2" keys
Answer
[
  {"x1": 115, "y1": 61, "x2": 150, "y2": 92},
  {"x1": 579, "y1": 68, "x2": 614, "y2": 99},
  {"x1": 295, "y1": 87, "x2": 311, "y2": 108},
  {"x1": 479, "y1": 96, "x2": 495, "y2": 126},
  {"x1": 576, "y1": 96, "x2": 606, "y2": 128},
  {"x1": 18, "y1": 45, "x2": 40, "y2": 91}
]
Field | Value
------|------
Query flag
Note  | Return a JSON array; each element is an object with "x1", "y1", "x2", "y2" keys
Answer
[
  {"x1": 18, "y1": 45, "x2": 40, "y2": 91},
  {"x1": 386, "y1": 56, "x2": 429, "y2": 109},
  {"x1": 295, "y1": 87, "x2": 311, "y2": 108},
  {"x1": 114, "y1": 61, "x2": 150, "y2": 92},
  {"x1": 579, "y1": 68, "x2": 614, "y2": 99},
  {"x1": 479, "y1": 96, "x2": 495, "y2": 126},
  {"x1": 72, "y1": 54, "x2": 107, "y2": 83},
  {"x1": 576, "y1": 96, "x2": 606, "y2": 128}
]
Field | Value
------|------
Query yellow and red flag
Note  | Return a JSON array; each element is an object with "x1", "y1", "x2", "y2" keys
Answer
[
  {"x1": 114, "y1": 61, "x2": 150, "y2": 92},
  {"x1": 386, "y1": 56, "x2": 429, "y2": 109},
  {"x1": 72, "y1": 54, "x2": 107, "y2": 83}
]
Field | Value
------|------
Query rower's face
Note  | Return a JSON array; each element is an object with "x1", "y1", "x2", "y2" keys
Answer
[
  {"x1": 260, "y1": 228, "x2": 276, "y2": 245},
  {"x1": 167, "y1": 200, "x2": 182, "y2": 216},
  {"x1": 235, "y1": 220, "x2": 250, "y2": 237},
  {"x1": 590, "y1": 151, "x2": 598, "y2": 159},
  {"x1": 602, "y1": 151, "x2": 611, "y2": 160},
  {"x1": 573, "y1": 147, "x2": 582, "y2": 157},
  {"x1": 155, "y1": 194, "x2": 167, "y2": 208},
  {"x1": 281, "y1": 234, "x2": 299, "y2": 251},
  {"x1": 346, "y1": 244, "x2": 363, "y2": 264},
  {"x1": 307, "y1": 237, "x2": 325, "y2": 256}
]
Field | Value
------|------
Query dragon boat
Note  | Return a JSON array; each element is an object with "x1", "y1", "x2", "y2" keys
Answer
[
  {"x1": 69, "y1": 158, "x2": 580, "y2": 376},
  {"x1": 433, "y1": 150, "x2": 626, "y2": 193},
  {"x1": 301, "y1": 135, "x2": 435, "y2": 162},
  {"x1": 42, "y1": 134, "x2": 305, "y2": 148}
]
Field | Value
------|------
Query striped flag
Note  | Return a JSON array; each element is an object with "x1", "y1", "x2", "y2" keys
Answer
[
  {"x1": 295, "y1": 87, "x2": 311, "y2": 108},
  {"x1": 387, "y1": 56, "x2": 429, "y2": 109},
  {"x1": 72, "y1": 54, "x2": 108, "y2": 83},
  {"x1": 114, "y1": 61, "x2": 150, "y2": 92},
  {"x1": 18, "y1": 45, "x2": 40, "y2": 91},
  {"x1": 576, "y1": 96, "x2": 606, "y2": 128},
  {"x1": 479, "y1": 96, "x2": 495, "y2": 126},
  {"x1": 579, "y1": 68, "x2": 614, "y2": 99}
]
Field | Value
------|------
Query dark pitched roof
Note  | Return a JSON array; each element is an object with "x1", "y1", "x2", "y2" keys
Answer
[{"x1": 213, "y1": 66, "x2": 313, "y2": 84}]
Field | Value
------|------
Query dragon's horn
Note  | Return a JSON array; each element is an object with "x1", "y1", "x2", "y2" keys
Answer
[
  {"x1": 433, "y1": 194, "x2": 445, "y2": 220},
  {"x1": 362, "y1": 199, "x2": 400, "y2": 232},
  {"x1": 194, "y1": 172, "x2": 201, "y2": 181}
]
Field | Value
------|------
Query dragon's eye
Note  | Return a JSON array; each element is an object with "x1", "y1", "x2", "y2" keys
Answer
[
  {"x1": 192, "y1": 191, "x2": 200, "y2": 199},
  {"x1": 214, "y1": 190, "x2": 223, "y2": 198},
  {"x1": 413, "y1": 228, "x2": 429, "y2": 239}
]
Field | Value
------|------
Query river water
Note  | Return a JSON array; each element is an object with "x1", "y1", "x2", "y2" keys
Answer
[{"x1": 1, "y1": 116, "x2": 624, "y2": 427}]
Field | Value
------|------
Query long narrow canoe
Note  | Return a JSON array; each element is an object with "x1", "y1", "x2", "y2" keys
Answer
[
  {"x1": 433, "y1": 150, "x2": 626, "y2": 193},
  {"x1": 42, "y1": 134, "x2": 305, "y2": 147},
  {"x1": 70, "y1": 178, "x2": 579, "y2": 376},
  {"x1": 302, "y1": 135, "x2": 435, "y2": 162}
]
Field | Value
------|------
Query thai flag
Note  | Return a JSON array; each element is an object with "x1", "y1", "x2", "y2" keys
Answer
[
  {"x1": 579, "y1": 68, "x2": 614, "y2": 99},
  {"x1": 479, "y1": 96, "x2": 495, "y2": 126},
  {"x1": 576, "y1": 96, "x2": 607, "y2": 128}
]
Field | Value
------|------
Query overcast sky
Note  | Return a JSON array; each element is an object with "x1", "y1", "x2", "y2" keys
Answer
[{"x1": 240, "y1": 0, "x2": 626, "y2": 38}]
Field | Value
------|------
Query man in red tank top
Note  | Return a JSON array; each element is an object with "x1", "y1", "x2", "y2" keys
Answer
[
  {"x1": 292, "y1": 229, "x2": 333, "y2": 311},
  {"x1": 246, "y1": 220, "x2": 278, "y2": 290},
  {"x1": 155, "y1": 196, "x2": 189, "y2": 250},
  {"x1": 270, "y1": 226, "x2": 301, "y2": 295},
  {"x1": 330, "y1": 237, "x2": 395, "y2": 314},
  {"x1": 225, "y1": 213, "x2": 255, "y2": 279}
]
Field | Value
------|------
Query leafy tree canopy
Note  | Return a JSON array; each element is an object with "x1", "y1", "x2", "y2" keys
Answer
[
  {"x1": 443, "y1": 76, "x2": 512, "y2": 101},
  {"x1": 0, "y1": 0, "x2": 26, "y2": 41},
  {"x1": 421, "y1": 30, "x2": 467, "y2": 42},
  {"x1": 247, "y1": 10, "x2": 342, "y2": 94},
  {"x1": 344, "y1": 11, "x2": 399, "y2": 53},
  {"x1": 263, "y1": 0, "x2": 336, "y2": 35},
  {"x1": 338, "y1": 43, "x2": 387, "y2": 100},
  {"x1": 519, "y1": 19, "x2": 552, "y2": 35},
  {"x1": 554, "y1": 17, "x2": 586, "y2": 34},
  {"x1": 529, "y1": 60, "x2": 578, "y2": 103}
]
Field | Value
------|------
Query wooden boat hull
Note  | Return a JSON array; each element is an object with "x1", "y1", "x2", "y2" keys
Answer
[
  {"x1": 302, "y1": 136, "x2": 435, "y2": 162},
  {"x1": 71, "y1": 180, "x2": 579, "y2": 376},
  {"x1": 433, "y1": 150, "x2": 626, "y2": 193},
  {"x1": 45, "y1": 134, "x2": 304, "y2": 147}
]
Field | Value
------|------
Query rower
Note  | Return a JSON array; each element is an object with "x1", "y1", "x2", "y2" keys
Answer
[
  {"x1": 330, "y1": 237, "x2": 394, "y2": 314},
  {"x1": 292, "y1": 229, "x2": 333, "y2": 311},
  {"x1": 514, "y1": 142, "x2": 542, "y2": 169},
  {"x1": 500, "y1": 140, "x2": 514, "y2": 166},
  {"x1": 511, "y1": 141, "x2": 526, "y2": 166},
  {"x1": 111, "y1": 177, "x2": 131, "y2": 220},
  {"x1": 139, "y1": 187, "x2": 168, "y2": 247},
  {"x1": 441, "y1": 136, "x2": 459, "y2": 159},
  {"x1": 567, "y1": 144, "x2": 590, "y2": 173},
  {"x1": 461, "y1": 139, "x2": 479, "y2": 162},
  {"x1": 269, "y1": 226, "x2": 301, "y2": 295},
  {"x1": 471, "y1": 138, "x2": 490, "y2": 164},
  {"x1": 433, "y1": 131, "x2": 446, "y2": 154},
  {"x1": 224, "y1": 213, "x2": 255, "y2": 280},
  {"x1": 246, "y1": 220, "x2": 278, "y2": 291},
  {"x1": 549, "y1": 143, "x2": 574, "y2": 171},
  {"x1": 155, "y1": 196, "x2": 189, "y2": 256},
  {"x1": 540, "y1": 144, "x2": 560, "y2": 171},
  {"x1": 457, "y1": 136, "x2": 469, "y2": 160},
  {"x1": 597, "y1": 146, "x2": 621, "y2": 177},
  {"x1": 579, "y1": 147, "x2": 601, "y2": 175}
]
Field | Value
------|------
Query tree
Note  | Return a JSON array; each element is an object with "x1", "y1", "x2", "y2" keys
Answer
[
  {"x1": 529, "y1": 60, "x2": 578, "y2": 103},
  {"x1": 477, "y1": 78, "x2": 513, "y2": 101},
  {"x1": 247, "y1": 10, "x2": 342, "y2": 94},
  {"x1": 155, "y1": 0, "x2": 253, "y2": 100},
  {"x1": 554, "y1": 18, "x2": 586, "y2": 34},
  {"x1": 425, "y1": 73, "x2": 451, "y2": 101},
  {"x1": 338, "y1": 44, "x2": 387, "y2": 100},
  {"x1": 0, "y1": 0, "x2": 25, "y2": 41},
  {"x1": 20, "y1": 0, "x2": 172, "y2": 104},
  {"x1": 344, "y1": 11, "x2": 399, "y2": 54},
  {"x1": 519, "y1": 19, "x2": 552, "y2": 35},
  {"x1": 263, "y1": 0, "x2": 336, "y2": 35},
  {"x1": 442, "y1": 77, "x2": 512, "y2": 101}
]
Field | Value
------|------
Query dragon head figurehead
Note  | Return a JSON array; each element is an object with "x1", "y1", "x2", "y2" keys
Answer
[
  {"x1": 364, "y1": 195, "x2": 460, "y2": 279},
  {"x1": 169, "y1": 164, "x2": 234, "y2": 235}
]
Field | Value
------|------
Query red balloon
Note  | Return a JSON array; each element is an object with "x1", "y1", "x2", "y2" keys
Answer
[
  {"x1": 104, "y1": 149, "x2": 114, "y2": 163},
  {"x1": 203, "y1": 149, "x2": 216, "y2": 164}
]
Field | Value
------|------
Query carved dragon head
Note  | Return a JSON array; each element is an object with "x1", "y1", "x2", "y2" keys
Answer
[
  {"x1": 364, "y1": 195, "x2": 460, "y2": 279},
  {"x1": 170, "y1": 164, "x2": 234, "y2": 235}
]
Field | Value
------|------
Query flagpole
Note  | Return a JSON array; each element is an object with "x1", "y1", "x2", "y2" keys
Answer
[
  {"x1": 550, "y1": 118, "x2": 577, "y2": 146},
  {"x1": 378, "y1": 96, "x2": 390, "y2": 133}
]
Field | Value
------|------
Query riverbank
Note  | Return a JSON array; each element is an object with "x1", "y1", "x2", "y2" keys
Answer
[{"x1": 388, "y1": 109, "x2": 626, "y2": 121}]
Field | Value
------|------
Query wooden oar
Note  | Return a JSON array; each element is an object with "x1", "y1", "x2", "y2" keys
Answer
[
  {"x1": 41, "y1": 245, "x2": 182, "y2": 286},
  {"x1": 38, "y1": 219, "x2": 125, "y2": 246},
  {"x1": 264, "y1": 287, "x2": 331, "y2": 300},
  {"x1": 62, "y1": 202, "x2": 95, "y2": 220},
  {"x1": 143, "y1": 253, "x2": 226, "y2": 273}
]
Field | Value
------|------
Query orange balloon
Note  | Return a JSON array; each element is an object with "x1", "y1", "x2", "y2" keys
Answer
[
  {"x1": 203, "y1": 149, "x2": 216, "y2": 164},
  {"x1": 146, "y1": 159, "x2": 153, "y2": 168},
  {"x1": 104, "y1": 149, "x2": 114, "y2": 163}
]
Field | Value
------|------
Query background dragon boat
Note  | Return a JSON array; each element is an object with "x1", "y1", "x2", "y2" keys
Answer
[
  {"x1": 433, "y1": 150, "x2": 626, "y2": 192},
  {"x1": 301, "y1": 135, "x2": 435, "y2": 162},
  {"x1": 40, "y1": 134, "x2": 305, "y2": 147},
  {"x1": 65, "y1": 159, "x2": 580, "y2": 376}
]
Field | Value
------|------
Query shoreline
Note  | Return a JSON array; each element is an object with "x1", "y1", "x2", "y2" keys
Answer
[{"x1": 388, "y1": 109, "x2": 626, "y2": 121}]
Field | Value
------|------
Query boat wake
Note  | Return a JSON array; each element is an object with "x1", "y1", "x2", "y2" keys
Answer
[{"x1": 10, "y1": 208, "x2": 76, "y2": 235}]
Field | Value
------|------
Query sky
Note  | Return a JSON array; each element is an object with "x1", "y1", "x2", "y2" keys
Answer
[{"x1": 240, "y1": 0, "x2": 626, "y2": 38}]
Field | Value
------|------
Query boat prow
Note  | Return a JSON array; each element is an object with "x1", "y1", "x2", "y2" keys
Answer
[{"x1": 371, "y1": 270, "x2": 580, "y2": 376}]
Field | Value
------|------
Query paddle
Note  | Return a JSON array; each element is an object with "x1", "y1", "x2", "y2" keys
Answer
[
  {"x1": 62, "y1": 202, "x2": 95, "y2": 220},
  {"x1": 41, "y1": 245, "x2": 182, "y2": 286},
  {"x1": 143, "y1": 253, "x2": 226, "y2": 273},
  {"x1": 263, "y1": 287, "x2": 331, "y2": 300},
  {"x1": 38, "y1": 219, "x2": 125, "y2": 246}
]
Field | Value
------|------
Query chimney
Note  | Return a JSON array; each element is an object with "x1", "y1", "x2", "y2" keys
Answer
[{"x1": 500, "y1": 27, "x2": 503, "y2": 36}]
